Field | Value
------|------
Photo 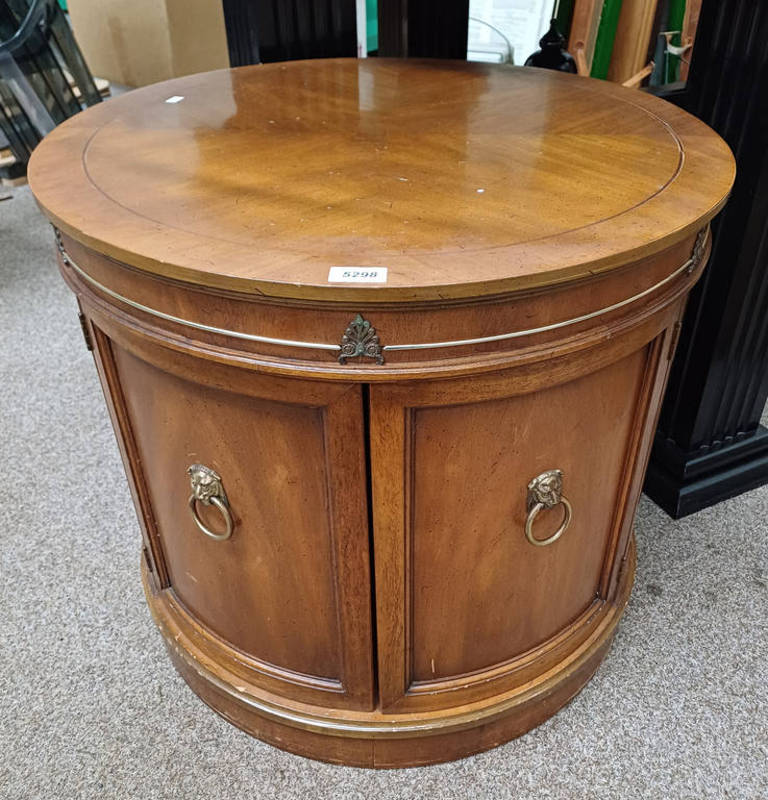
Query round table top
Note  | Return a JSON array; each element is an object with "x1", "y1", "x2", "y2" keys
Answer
[{"x1": 29, "y1": 59, "x2": 735, "y2": 302}]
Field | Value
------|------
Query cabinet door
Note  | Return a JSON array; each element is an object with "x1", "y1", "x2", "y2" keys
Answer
[
  {"x1": 97, "y1": 331, "x2": 374, "y2": 710},
  {"x1": 369, "y1": 343, "x2": 662, "y2": 711}
]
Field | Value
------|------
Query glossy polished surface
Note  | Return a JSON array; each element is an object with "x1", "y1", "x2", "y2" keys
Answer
[
  {"x1": 29, "y1": 59, "x2": 734, "y2": 301},
  {"x1": 30, "y1": 58, "x2": 735, "y2": 767}
]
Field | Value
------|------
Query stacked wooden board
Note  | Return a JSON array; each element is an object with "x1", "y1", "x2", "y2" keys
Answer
[{"x1": 565, "y1": 0, "x2": 701, "y2": 87}]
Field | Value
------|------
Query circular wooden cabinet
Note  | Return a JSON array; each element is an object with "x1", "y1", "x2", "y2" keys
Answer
[{"x1": 29, "y1": 60, "x2": 735, "y2": 768}]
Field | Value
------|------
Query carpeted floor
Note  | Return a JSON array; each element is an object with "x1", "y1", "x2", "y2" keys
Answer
[{"x1": 1, "y1": 185, "x2": 766, "y2": 799}]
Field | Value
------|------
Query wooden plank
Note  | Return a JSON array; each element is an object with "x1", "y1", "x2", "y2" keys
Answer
[
  {"x1": 568, "y1": 0, "x2": 604, "y2": 76},
  {"x1": 680, "y1": 0, "x2": 702, "y2": 81},
  {"x1": 607, "y1": 0, "x2": 660, "y2": 84},
  {"x1": 622, "y1": 61, "x2": 654, "y2": 88}
]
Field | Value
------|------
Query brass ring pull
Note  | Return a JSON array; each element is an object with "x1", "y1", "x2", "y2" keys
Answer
[
  {"x1": 187, "y1": 464, "x2": 233, "y2": 541},
  {"x1": 525, "y1": 469, "x2": 572, "y2": 547}
]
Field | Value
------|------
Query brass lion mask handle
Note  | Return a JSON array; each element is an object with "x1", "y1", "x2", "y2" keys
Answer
[
  {"x1": 187, "y1": 464, "x2": 233, "y2": 541},
  {"x1": 525, "y1": 469, "x2": 572, "y2": 547}
]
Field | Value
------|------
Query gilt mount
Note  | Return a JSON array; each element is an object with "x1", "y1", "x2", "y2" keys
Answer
[
  {"x1": 338, "y1": 314, "x2": 384, "y2": 365},
  {"x1": 687, "y1": 227, "x2": 709, "y2": 275}
]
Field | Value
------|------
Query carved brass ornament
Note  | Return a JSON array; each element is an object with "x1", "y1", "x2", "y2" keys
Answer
[
  {"x1": 525, "y1": 469, "x2": 573, "y2": 547},
  {"x1": 54, "y1": 225, "x2": 703, "y2": 357},
  {"x1": 53, "y1": 226, "x2": 69, "y2": 263},
  {"x1": 187, "y1": 463, "x2": 233, "y2": 541},
  {"x1": 687, "y1": 227, "x2": 709, "y2": 275},
  {"x1": 338, "y1": 313, "x2": 384, "y2": 365}
]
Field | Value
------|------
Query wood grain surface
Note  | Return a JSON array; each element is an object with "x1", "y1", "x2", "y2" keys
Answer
[
  {"x1": 30, "y1": 58, "x2": 735, "y2": 766},
  {"x1": 29, "y1": 59, "x2": 734, "y2": 301}
]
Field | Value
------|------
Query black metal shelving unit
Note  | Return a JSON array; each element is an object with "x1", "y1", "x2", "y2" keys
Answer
[{"x1": 0, "y1": 0, "x2": 100, "y2": 179}]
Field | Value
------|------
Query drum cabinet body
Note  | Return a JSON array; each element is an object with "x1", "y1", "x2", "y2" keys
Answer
[{"x1": 29, "y1": 60, "x2": 734, "y2": 767}]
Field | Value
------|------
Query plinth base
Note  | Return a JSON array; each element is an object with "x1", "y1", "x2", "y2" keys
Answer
[
  {"x1": 645, "y1": 426, "x2": 768, "y2": 518},
  {"x1": 142, "y1": 537, "x2": 636, "y2": 768}
]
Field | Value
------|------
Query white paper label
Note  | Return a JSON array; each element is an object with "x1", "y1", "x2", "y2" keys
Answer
[
  {"x1": 327, "y1": 267, "x2": 387, "y2": 283},
  {"x1": 165, "y1": 95, "x2": 185, "y2": 104}
]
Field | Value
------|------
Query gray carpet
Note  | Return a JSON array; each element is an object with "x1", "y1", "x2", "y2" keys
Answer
[{"x1": 1, "y1": 185, "x2": 766, "y2": 799}]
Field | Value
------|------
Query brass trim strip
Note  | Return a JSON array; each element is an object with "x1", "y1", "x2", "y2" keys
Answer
[
  {"x1": 60, "y1": 229, "x2": 705, "y2": 355},
  {"x1": 169, "y1": 607, "x2": 619, "y2": 737},
  {"x1": 150, "y1": 546, "x2": 637, "y2": 740},
  {"x1": 384, "y1": 242, "x2": 704, "y2": 351},
  {"x1": 63, "y1": 254, "x2": 342, "y2": 352},
  {"x1": 145, "y1": 534, "x2": 635, "y2": 740}
]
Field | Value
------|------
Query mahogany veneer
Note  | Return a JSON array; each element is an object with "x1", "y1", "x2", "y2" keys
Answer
[{"x1": 28, "y1": 59, "x2": 734, "y2": 767}]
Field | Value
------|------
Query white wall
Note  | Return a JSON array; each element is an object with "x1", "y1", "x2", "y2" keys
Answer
[{"x1": 468, "y1": 0, "x2": 554, "y2": 65}]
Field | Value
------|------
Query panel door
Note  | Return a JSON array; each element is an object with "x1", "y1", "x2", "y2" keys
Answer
[
  {"x1": 369, "y1": 343, "x2": 662, "y2": 711},
  {"x1": 95, "y1": 329, "x2": 374, "y2": 710}
]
